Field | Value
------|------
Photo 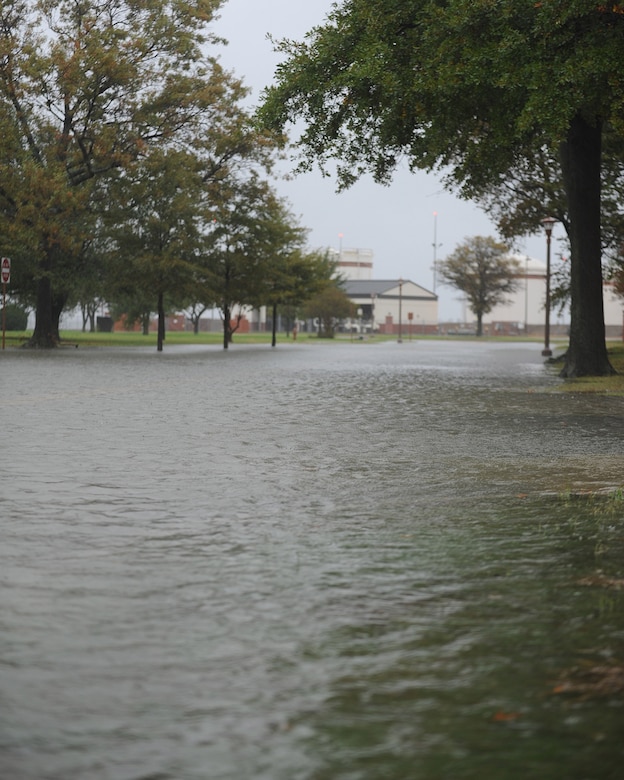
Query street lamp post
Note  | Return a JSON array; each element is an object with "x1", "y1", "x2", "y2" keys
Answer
[
  {"x1": 524, "y1": 256, "x2": 529, "y2": 335},
  {"x1": 541, "y1": 217, "x2": 556, "y2": 357},
  {"x1": 432, "y1": 211, "x2": 442, "y2": 292},
  {"x1": 398, "y1": 278, "x2": 403, "y2": 343},
  {"x1": 370, "y1": 293, "x2": 376, "y2": 337}
]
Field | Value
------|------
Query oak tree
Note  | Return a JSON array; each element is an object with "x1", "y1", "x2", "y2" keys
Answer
[
  {"x1": 437, "y1": 237, "x2": 519, "y2": 337},
  {"x1": 203, "y1": 173, "x2": 294, "y2": 348},
  {"x1": 257, "y1": 249, "x2": 336, "y2": 346},
  {"x1": 242, "y1": 198, "x2": 335, "y2": 347},
  {"x1": 472, "y1": 130, "x2": 624, "y2": 278},
  {"x1": 0, "y1": 0, "x2": 242, "y2": 347},
  {"x1": 103, "y1": 149, "x2": 208, "y2": 351},
  {"x1": 303, "y1": 284, "x2": 354, "y2": 338},
  {"x1": 260, "y1": 0, "x2": 624, "y2": 376}
]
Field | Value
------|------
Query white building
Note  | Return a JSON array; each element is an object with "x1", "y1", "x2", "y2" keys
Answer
[
  {"x1": 335, "y1": 247, "x2": 374, "y2": 280},
  {"x1": 334, "y1": 247, "x2": 438, "y2": 334},
  {"x1": 604, "y1": 281, "x2": 624, "y2": 338},
  {"x1": 475, "y1": 253, "x2": 623, "y2": 338},
  {"x1": 483, "y1": 255, "x2": 559, "y2": 335},
  {"x1": 343, "y1": 279, "x2": 438, "y2": 335}
]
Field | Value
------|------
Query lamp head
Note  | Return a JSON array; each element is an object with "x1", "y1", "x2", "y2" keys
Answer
[{"x1": 541, "y1": 216, "x2": 557, "y2": 236}]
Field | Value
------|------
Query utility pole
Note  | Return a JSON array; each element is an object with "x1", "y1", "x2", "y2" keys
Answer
[{"x1": 432, "y1": 212, "x2": 442, "y2": 292}]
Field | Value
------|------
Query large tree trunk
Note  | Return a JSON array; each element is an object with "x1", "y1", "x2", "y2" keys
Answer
[
  {"x1": 26, "y1": 246, "x2": 68, "y2": 348},
  {"x1": 559, "y1": 114, "x2": 615, "y2": 377},
  {"x1": 27, "y1": 255, "x2": 58, "y2": 348}
]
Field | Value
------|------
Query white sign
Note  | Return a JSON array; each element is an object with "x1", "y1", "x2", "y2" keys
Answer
[{"x1": 1, "y1": 257, "x2": 9, "y2": 284}]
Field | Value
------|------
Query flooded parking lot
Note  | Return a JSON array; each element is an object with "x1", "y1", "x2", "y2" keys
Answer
[{"x1": 2, "y1": 339, "x2": 624, "y2": 779}]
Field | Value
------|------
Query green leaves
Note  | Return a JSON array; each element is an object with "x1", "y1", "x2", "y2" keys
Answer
[
  {"x1": 0, "y1": 1, "x2": 296, "y2": 346},
  {"x1": 437, "y1": 236, "x2": 518, "y2": 333},
  {"x1": 258, "y1": 0, "x2": 622, "y2": 374},
  {"x1": 259, "y1": 0, "x2": 624, "y2": 192}
]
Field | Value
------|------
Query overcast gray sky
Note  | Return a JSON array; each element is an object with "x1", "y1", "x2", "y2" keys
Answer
[{"x1": 213, "y1": 0, "x2": 552, "y2": 320}]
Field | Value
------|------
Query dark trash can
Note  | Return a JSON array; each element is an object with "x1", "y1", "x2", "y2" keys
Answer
[{"x1": 96, "y1": 316, "x2": 114, "y2": 333}]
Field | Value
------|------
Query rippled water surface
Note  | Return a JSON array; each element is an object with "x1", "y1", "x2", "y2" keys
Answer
[{"x1": 2, "y1": 340, "x2": 624, "y2": 779}]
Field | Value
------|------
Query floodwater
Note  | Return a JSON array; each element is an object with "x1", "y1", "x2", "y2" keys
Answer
[{"x1": 1, "y1": 339, "x2": 624, "y2": 780}]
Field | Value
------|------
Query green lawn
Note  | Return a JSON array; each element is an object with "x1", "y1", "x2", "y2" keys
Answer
[
  {"x1": 557, "y1": 342, "x2": 624, "y2": 396},
  {"x1": 2, "y1": 329, "x2": 299, "y2": 348}
]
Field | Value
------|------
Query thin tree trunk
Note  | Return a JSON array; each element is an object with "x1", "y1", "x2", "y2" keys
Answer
[
  {"x1": 559, "y1": 114, "x2": 615, "y2": 377},
  {"x1": 271, "y1": 303, "x2": 277, "y2": 347},
  {"x1": 157, "y1": 291, "x2": 165, "y2": 352},
  {"x1": 223, "y1": 303, "x2": 230, "y2": 349}
]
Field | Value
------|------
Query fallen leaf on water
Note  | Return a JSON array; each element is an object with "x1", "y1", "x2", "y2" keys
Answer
[{"x1": 492, "y1": 711, "x2": 521, "y2": 722}]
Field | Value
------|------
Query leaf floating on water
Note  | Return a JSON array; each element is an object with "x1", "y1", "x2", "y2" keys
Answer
[{"x1": 492, "y1": 711, "x2": 521, "y2": 722}]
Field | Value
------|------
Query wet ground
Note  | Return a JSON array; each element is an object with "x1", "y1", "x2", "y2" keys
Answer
[{"x1": 2, "y1": 340, "x2": 624, "y2": 779}]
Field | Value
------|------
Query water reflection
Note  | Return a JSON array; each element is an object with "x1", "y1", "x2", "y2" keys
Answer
[{"x1": 1, "y1": 341, "x2": 623, "y2": 779}]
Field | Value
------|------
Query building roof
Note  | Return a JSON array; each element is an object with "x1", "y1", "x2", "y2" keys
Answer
[
  {"x1": 343, "y1": 279, "x2": 437, "y2": 300},
  {"x1": 508, "y1": 253, "x2": 546, "y2": 274}
]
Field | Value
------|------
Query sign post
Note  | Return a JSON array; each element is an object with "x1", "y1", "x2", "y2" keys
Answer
[{"x1": 1, "y1": 257, "x2": 11, "y2": 350}]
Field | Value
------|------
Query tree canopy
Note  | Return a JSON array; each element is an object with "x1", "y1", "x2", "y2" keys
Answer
[
  {"x1": 437, "y1": 237, "x2": 519, "y2": 337},
  {"x1": 259, "y1": 0, "x2": 624, "y2": 376},
  {"x1": 0, "y1": 0, "x2": 257, "y2": 346},
  {"x1": 0, "y1": 1, "x2": 342, "y2": 350},
  {"x1": 303, "y1": 283, "x2": 354, "y2": 338},
  {"x1": 473, "y1": 133, "x2": 624, "y2": 264},
  {"x1": 104, "y1": 148, "x2": 209, "y2": 350}
]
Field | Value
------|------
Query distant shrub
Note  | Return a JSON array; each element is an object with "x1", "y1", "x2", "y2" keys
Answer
[{"x1": 1, "y1": 303, "x2": 28, "y2": 331}]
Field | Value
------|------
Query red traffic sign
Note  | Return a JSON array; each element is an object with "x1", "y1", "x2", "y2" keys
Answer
[{"x1": 1, "y1": 257, "x2": 9, "y2": 284}]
